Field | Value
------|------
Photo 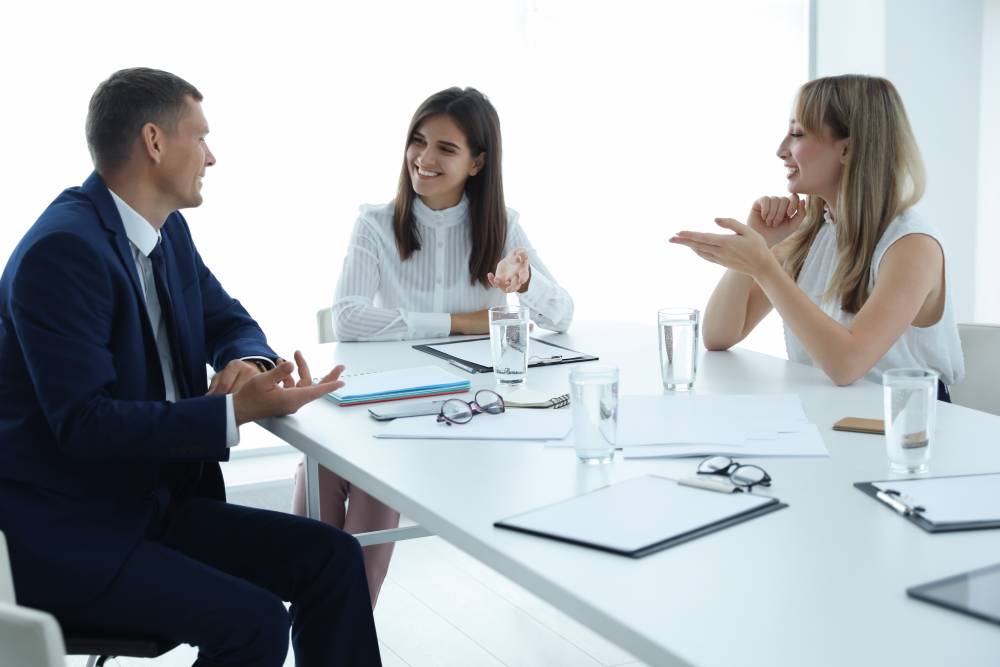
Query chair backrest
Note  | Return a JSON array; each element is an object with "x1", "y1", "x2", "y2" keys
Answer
[
  {"x1": 951, "y1": 323, "x2": 1000, "y2": 416},
  {"x1": 317, "y1": 307, "x2": 337, "y2": 344},
  {"x1": 0, "y1": 531, "x2": 66, "y2": 666},
  {"x1": 0, "y1": 531, "x2": 15, "y2": 604},
  {"x1": 0, "y1": 602, "x2": 66, "y2": 667}
]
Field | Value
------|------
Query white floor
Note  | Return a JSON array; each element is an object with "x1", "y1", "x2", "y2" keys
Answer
[{"x1": 64, "y1": 436, "x2": 647, "y2": 667}]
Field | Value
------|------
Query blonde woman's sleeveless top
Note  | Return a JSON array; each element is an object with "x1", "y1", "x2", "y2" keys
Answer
[{"x1": 784, "y1": 209, "x2": 965, "y2": 385}]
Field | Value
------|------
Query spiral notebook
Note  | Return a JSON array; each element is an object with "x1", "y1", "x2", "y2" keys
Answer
[{"x1": 325, "y1": 365, "x2": 470, "y2": 406}]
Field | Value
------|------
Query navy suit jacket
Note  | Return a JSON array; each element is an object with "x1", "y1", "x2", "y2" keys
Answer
[{"x1": 0, "y1": 172, "x2": 276, "y2": 608}]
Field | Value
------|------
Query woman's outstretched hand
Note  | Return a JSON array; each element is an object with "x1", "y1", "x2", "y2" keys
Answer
[
  {"x1": 489, "y1": 248, "x2": 531, "y2": 293},
  {"x1": 670, "y1": 218, "x2": 778, "y2": 279}
]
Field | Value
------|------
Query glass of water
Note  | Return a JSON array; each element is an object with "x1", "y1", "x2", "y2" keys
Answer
[
  {"x1": 658, "y1": 308, "x2": 699, "y2": 391},
  {"x1": 489, "y1": 305, "x2": 530, "y2": 385},
  {"x1": 569, "y1": 365, "x2": 619, "y2": 465},
  {"x1": 883, "y1": 368, "x2": 938, "y2": 474}
]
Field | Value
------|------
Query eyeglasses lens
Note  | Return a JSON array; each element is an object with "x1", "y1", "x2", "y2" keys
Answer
[
  {"x1": 475, "y1": 390, "x2": 505, "y2": 414},
  {"x1": 731, "y1": 465, "x2": 767, "y2": 487},
  {"x1": 441, "y1": 400, "x2": 473, "y2": 423},
  {"x1": 699, "y1": 456, "x2": 732, "y2": 473}
]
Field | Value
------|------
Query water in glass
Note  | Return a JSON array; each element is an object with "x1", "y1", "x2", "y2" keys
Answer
[
  {"x1": 489, "y1": 306, "x2": 529, "y2": 385},
  {"x1": 569, "y1": 366, "x2": 619, "y2": 464},
  {"x1": 658, "y1": 308, "x2": 699, "y2": 391},
  {"x1": 883, "y1": 369, "x2": 937, "y2": 474}
]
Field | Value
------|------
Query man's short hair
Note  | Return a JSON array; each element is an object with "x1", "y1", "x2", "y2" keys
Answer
[{"x1": 85, "y1": 67, "x2": 202, "y2": 173}]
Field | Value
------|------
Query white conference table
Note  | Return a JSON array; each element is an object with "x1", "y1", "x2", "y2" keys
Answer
[{"x1": 259, "y1": 321, "x2": 1000, "y2": 667}]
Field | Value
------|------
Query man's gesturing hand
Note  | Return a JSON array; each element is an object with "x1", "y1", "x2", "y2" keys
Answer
[
  {"x1": 207, "y1": 359, "x2": 262, "y2": 395},
  {"x1": 233, "y1": 351, "x2": 346, "y2": 425}
]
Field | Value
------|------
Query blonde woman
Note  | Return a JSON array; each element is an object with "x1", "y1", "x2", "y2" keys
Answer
[{"x1": 671, "y1": 75, "x2": 964, "y2": 395}]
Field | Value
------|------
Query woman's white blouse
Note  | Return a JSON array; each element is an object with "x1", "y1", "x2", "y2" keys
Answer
[
  {"x1": 332, "y1": 196, "x2": 574, "y2": 341},
  {"x1": 784, "y1": 208, "x2": 965, "y2": 385}
]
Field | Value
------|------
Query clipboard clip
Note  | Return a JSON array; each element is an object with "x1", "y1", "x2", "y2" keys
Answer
[
  {"x1": 528, "y1": 354, "x2": 564, "y2": 366},
  {"x1": 875, "y1": 489, "x2": 926, "y2": 515}
]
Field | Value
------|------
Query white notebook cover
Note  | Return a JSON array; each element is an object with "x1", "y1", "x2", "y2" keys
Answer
[
  {"x1": 331, "y1": 365, "x2": 467, "y2": 401},
  {"x1": 496, "y1": 475, "x2": 779, "y2": 555}
]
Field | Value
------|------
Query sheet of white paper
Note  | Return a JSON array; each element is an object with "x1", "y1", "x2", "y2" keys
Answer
[
  {"x1": 497, "y1": 475, "x2": 775, "y2": 553},
  {"x1": 427, "y1": 338, "x2": 584, "y2": 368},
  {"x1": 621, "y1": 424, "x2": 828, "y2": 458},
  {"x1": 375, "y1": 408, "x2": 572, "y2": 440},
  {"x1": 611, "y1": 394, "x2": 826, "y2": 458},
  {"x1": 546, "y1": 394, "x2": 823, "y2": 455},
  {"x1": 873, "y1": 474, "x2": 1000, "y2": 524},
  {"x1": 616, "y1": 394, "x2": 810, "y2": 446}
]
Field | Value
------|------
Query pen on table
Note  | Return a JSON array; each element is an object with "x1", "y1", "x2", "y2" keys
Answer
[
  {"x1": 447, "y1": 359, "x2": 478, "y2": 373},
  {"x1": 876, "y1": 489, "x2": 912, "y2": 515}
]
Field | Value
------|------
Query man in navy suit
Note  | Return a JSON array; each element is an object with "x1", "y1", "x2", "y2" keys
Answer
[{"x1": 0, "y1": 68, "x2": 381, "y2": 666}]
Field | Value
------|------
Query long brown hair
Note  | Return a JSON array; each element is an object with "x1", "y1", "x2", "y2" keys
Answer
[
  {"x1": 392, "y1": 87, "x2": 507, "y2": 287},
  {"x1": 782, "y1": 75, "x2": 926, "y2": 313}
]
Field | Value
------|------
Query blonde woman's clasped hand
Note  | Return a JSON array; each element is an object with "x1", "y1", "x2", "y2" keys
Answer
[{"x1": 749, "y1": 194, "x2": 806, "y2": 248}]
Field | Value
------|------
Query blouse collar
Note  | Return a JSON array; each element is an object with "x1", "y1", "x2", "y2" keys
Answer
[
  {"x1": 823, "y1": 206, "x2": 835, "y2": 225},
  {"x1": 412, "y1": 193, "x2": 470, "y2": 229}
]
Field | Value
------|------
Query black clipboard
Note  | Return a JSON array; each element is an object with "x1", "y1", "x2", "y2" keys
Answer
[
  {"x1": 854, "y1": 472, "x2": 1000, "y2": 533},
  {"x1": 413, "y1": 337, "x2": 598, "y2": 373},
  {"x1": 494, "y1": 475, "x2": 787, "y2": 559}
]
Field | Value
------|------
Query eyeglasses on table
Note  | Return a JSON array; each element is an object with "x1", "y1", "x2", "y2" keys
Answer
[
  {"x1": 697, "y1": 456, "x2": 772, "y2": 491},
  {"x1": 437, "y1": 389, "x2": 505, "y2": 425}
]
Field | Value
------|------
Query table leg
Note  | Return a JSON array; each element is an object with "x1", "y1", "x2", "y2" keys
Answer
[{"x1": 305, "y1": 455, "x2": 321, "y2": 521}]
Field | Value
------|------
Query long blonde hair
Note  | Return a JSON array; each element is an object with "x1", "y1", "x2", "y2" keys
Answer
[{"x1": 782, "y1": 75, "x2": 926, "y2": 314}]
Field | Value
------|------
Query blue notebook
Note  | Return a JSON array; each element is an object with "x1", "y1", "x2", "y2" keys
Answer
[{"x1": 325, "y1": 365, "x2": 470, "y2": 406}]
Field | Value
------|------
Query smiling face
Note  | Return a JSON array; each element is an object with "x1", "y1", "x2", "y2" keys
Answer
[
  {"x1": 404, "y1": 114, "x2": 484, "y2": 210},
  {"x1": 154, "y1": 96, "x2": 216, "y2": 210},
  {"x1": 776, "y1": 116, "x2": 850, "y2": 204}
]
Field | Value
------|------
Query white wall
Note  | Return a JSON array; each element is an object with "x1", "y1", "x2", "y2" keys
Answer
[
  {"x1": 977, "y1": 0, "x2": 1000, "y2": 323},
  {"x1": 812, "y1": 0, "x2": 985, "y2": 322},
  {"x1": 0, "y1": 0, "x2": 807, "y2": 361},
  {"x1": 813, "y1": 0, "x2": 886, "y2": 75}
]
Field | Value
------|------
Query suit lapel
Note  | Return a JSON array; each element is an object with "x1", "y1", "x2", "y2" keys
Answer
[
  {"x1": 80, "y1": 172, "x2": 169, "y2": 395},
  {"x1": 81, "y1": 172, "x2": 147, "y2": 307}
]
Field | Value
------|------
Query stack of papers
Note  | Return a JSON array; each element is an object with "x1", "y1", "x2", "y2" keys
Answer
[
  {"x1": 615, "y1": 394, "x2": 828, "y2": 458},
  {"x1": 326, "y1": 366, "x2": 470, "y2": 406}
]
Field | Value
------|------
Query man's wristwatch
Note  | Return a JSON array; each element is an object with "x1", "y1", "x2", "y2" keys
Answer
[{"x1": 249, "y1": 360, "x2": 270, "y2": 373}]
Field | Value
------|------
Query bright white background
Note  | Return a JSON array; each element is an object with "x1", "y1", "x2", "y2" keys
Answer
[{"x1": 1, "y1": 0, "x2": 807, "y2": 360}]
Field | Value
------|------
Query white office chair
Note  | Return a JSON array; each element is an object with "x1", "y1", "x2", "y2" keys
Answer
[
  {"x1": 2, "y1": 529, "x2": 176, "y2": 667},
  {"x1": 950, "y1": 323, "x2": 1000, "y2": 416},
  {"x1": 317, "y1": 307, "x2": 337, "y2": 344},
  {"x1": 0, "y1": 531, "x2": 67, "y2": 667}
]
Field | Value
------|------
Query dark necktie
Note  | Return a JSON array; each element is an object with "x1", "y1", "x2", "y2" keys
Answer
[{"x1": 148, "y1": 241, "x2": 191, "y2": 399}]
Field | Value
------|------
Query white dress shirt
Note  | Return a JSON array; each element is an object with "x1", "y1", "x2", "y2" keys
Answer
[
  {"x1": 332, "y1": 196, "x2": 574, "y2": 341},
  {"x1": 109, "y1": 190, "x2": 239, "y2": 446}
]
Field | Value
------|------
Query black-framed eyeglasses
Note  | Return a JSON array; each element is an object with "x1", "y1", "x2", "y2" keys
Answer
[
  {"x1": 697, "y1": 456, "x2": 772, "y2": 491},
  {"x1": 437, "y1": 390, "x2": 505, "y2": 425}
]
